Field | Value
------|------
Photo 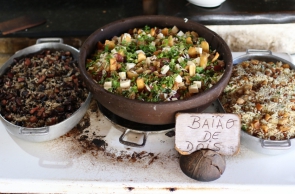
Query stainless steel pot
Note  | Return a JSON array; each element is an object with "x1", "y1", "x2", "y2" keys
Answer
[
  {"x1": 224, "y1": 49, "x2": 295, "y2": 155},
  {"x1": 0, "y1": 38, "x2": 92, "y2": 142}
]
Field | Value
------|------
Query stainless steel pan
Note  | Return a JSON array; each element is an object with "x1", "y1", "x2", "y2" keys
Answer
[
  {"x1": 0, "y1": 38, "x2": 92, "y2": 142},
  {"x1": 221, "y1": 49, "x2": 295, "y2": 155}
]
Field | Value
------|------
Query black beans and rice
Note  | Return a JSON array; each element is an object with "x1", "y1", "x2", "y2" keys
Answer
[{"x1": 0, "y1": 50, "x2": 89, "y2": 128}]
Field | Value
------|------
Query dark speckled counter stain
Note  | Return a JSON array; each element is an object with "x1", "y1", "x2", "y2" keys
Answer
[
  {"x1": 126, "y1": 187, "x2": 135, "y2": 191},
  {"x1": 92, "y1": 138, "x2": 106, "y2": 148},
  {"x1": 168, "y1": 187, "x2": 177, "y2": 192},
  {"x1": 62, "y1": 99, "x2": 162, "y2": 163},
  {"x1": 165, "y1": 130, "x2": 175, "y2": 137}
]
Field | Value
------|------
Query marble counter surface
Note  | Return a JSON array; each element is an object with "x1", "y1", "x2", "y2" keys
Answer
[{"x1": 207, "y1": 23, "x2": 295, "y2": 54}]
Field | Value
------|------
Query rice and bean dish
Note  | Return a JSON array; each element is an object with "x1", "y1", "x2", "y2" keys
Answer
[
  {"x1": 220, "y1": 59, "x2": 295, "y2": 140},
  {"x1": 0, "y1": 50, "x2": 89, "y2": 128}
]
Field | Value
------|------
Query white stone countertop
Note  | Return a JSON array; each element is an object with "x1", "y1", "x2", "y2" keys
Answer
[{"x1": 207, "y1": 23, "x2": 295, "y2": 54}]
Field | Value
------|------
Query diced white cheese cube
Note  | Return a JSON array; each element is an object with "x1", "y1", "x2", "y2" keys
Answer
[
  {"x1": 175, "y1": 75, "x2": 182, "y2": 83},
  {"x1": 178, "y1": 56, "x2": 184, "y2": 63},
  {"x1": 126, "y1": 63, "x2": 136, "y2": 70},
  {"x1": 119, "y1": 72, "x2": 126, "y2": 80},
  {"x1": 196, "y1": 47, "x2": 202, "y2": 54},
  {"x1": 189, "y1": 84, "x2": 199, "y2": 93},
  {"x1": 135, "y1": 50, "x2": 145, "y2": 54},
  {"x1": 157, "y1": 33, "x2": 164, "y2": 39},
  {"x1": 171, "y1": 26, "x2": 179, "y2": 34},
  {"x1": 187, "y1": 61, "x2": 195, "y2": 66},
  {"x1": 121, "y1": 33, "x2": 132, "y2": 42},
  {"x1": 162, "y1": 47, "x2": 171, "y2": 52},
  {"x1": 192, "y1": 57, "x2": 200, "y2": 66},
  {"x1": 177, "y1": 31, "x2": 184, "y2": 37},
  {"x1": 111, "y1": 48, "x2": 117, "y2": 54},
  {"x1": 193, "y1": 81, "x2": 202, "y2": 89},
  {"x1": 95, "y1": 61, "x2": 102, "y2": 67},
  {"x1": 161, "y1": 65, "x2": 170, "y2": 74},
  {"x1": 104, "y1": 81, "x2": 112, "y2": 90},
  {"x1": 120, "y1": 80, "x2": 131, "y2": 89}
]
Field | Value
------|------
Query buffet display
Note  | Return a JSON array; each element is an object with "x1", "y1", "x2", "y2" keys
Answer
[{"x1": 0, "y1": 15, "x2": 294, "y2": 193}]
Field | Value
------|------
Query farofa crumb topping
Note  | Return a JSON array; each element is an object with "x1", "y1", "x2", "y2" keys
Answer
[{"x1": 220, "y1": 59, "x2": 295, "y2": 140}]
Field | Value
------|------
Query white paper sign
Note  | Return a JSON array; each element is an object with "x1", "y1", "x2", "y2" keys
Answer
[{"x1": 175, "y1": 113, "x2": 240, "y2": 156}]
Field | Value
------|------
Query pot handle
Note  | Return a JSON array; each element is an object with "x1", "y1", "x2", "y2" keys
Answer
[
  {"x1": 246, "y1": 49, "x2": 272, "y2": 55},
  {"x1": 13, "y1": 38, "x2": 63, "y2": 55},
  {"x1": 19, "y1": 127, "x2": 49, "y2": 135},
  {"x1": 119, "y1": 129, "x2": 148, "y2": 148},
  {"x1": 261, "y1": 139, "x2": 291, "y2": 150},
  {"x1": 36, "y1": 38, "x2": 63, "y2": 44}
]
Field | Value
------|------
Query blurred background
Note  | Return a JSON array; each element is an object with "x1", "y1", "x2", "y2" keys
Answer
[{"x1": 1, "y1": 0, "x2": 295, "y2": 65}]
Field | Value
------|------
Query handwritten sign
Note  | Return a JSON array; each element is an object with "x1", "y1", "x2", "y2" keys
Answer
[{"x1": 175, "y1": 113, "x2": 240, "y2": 156}]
